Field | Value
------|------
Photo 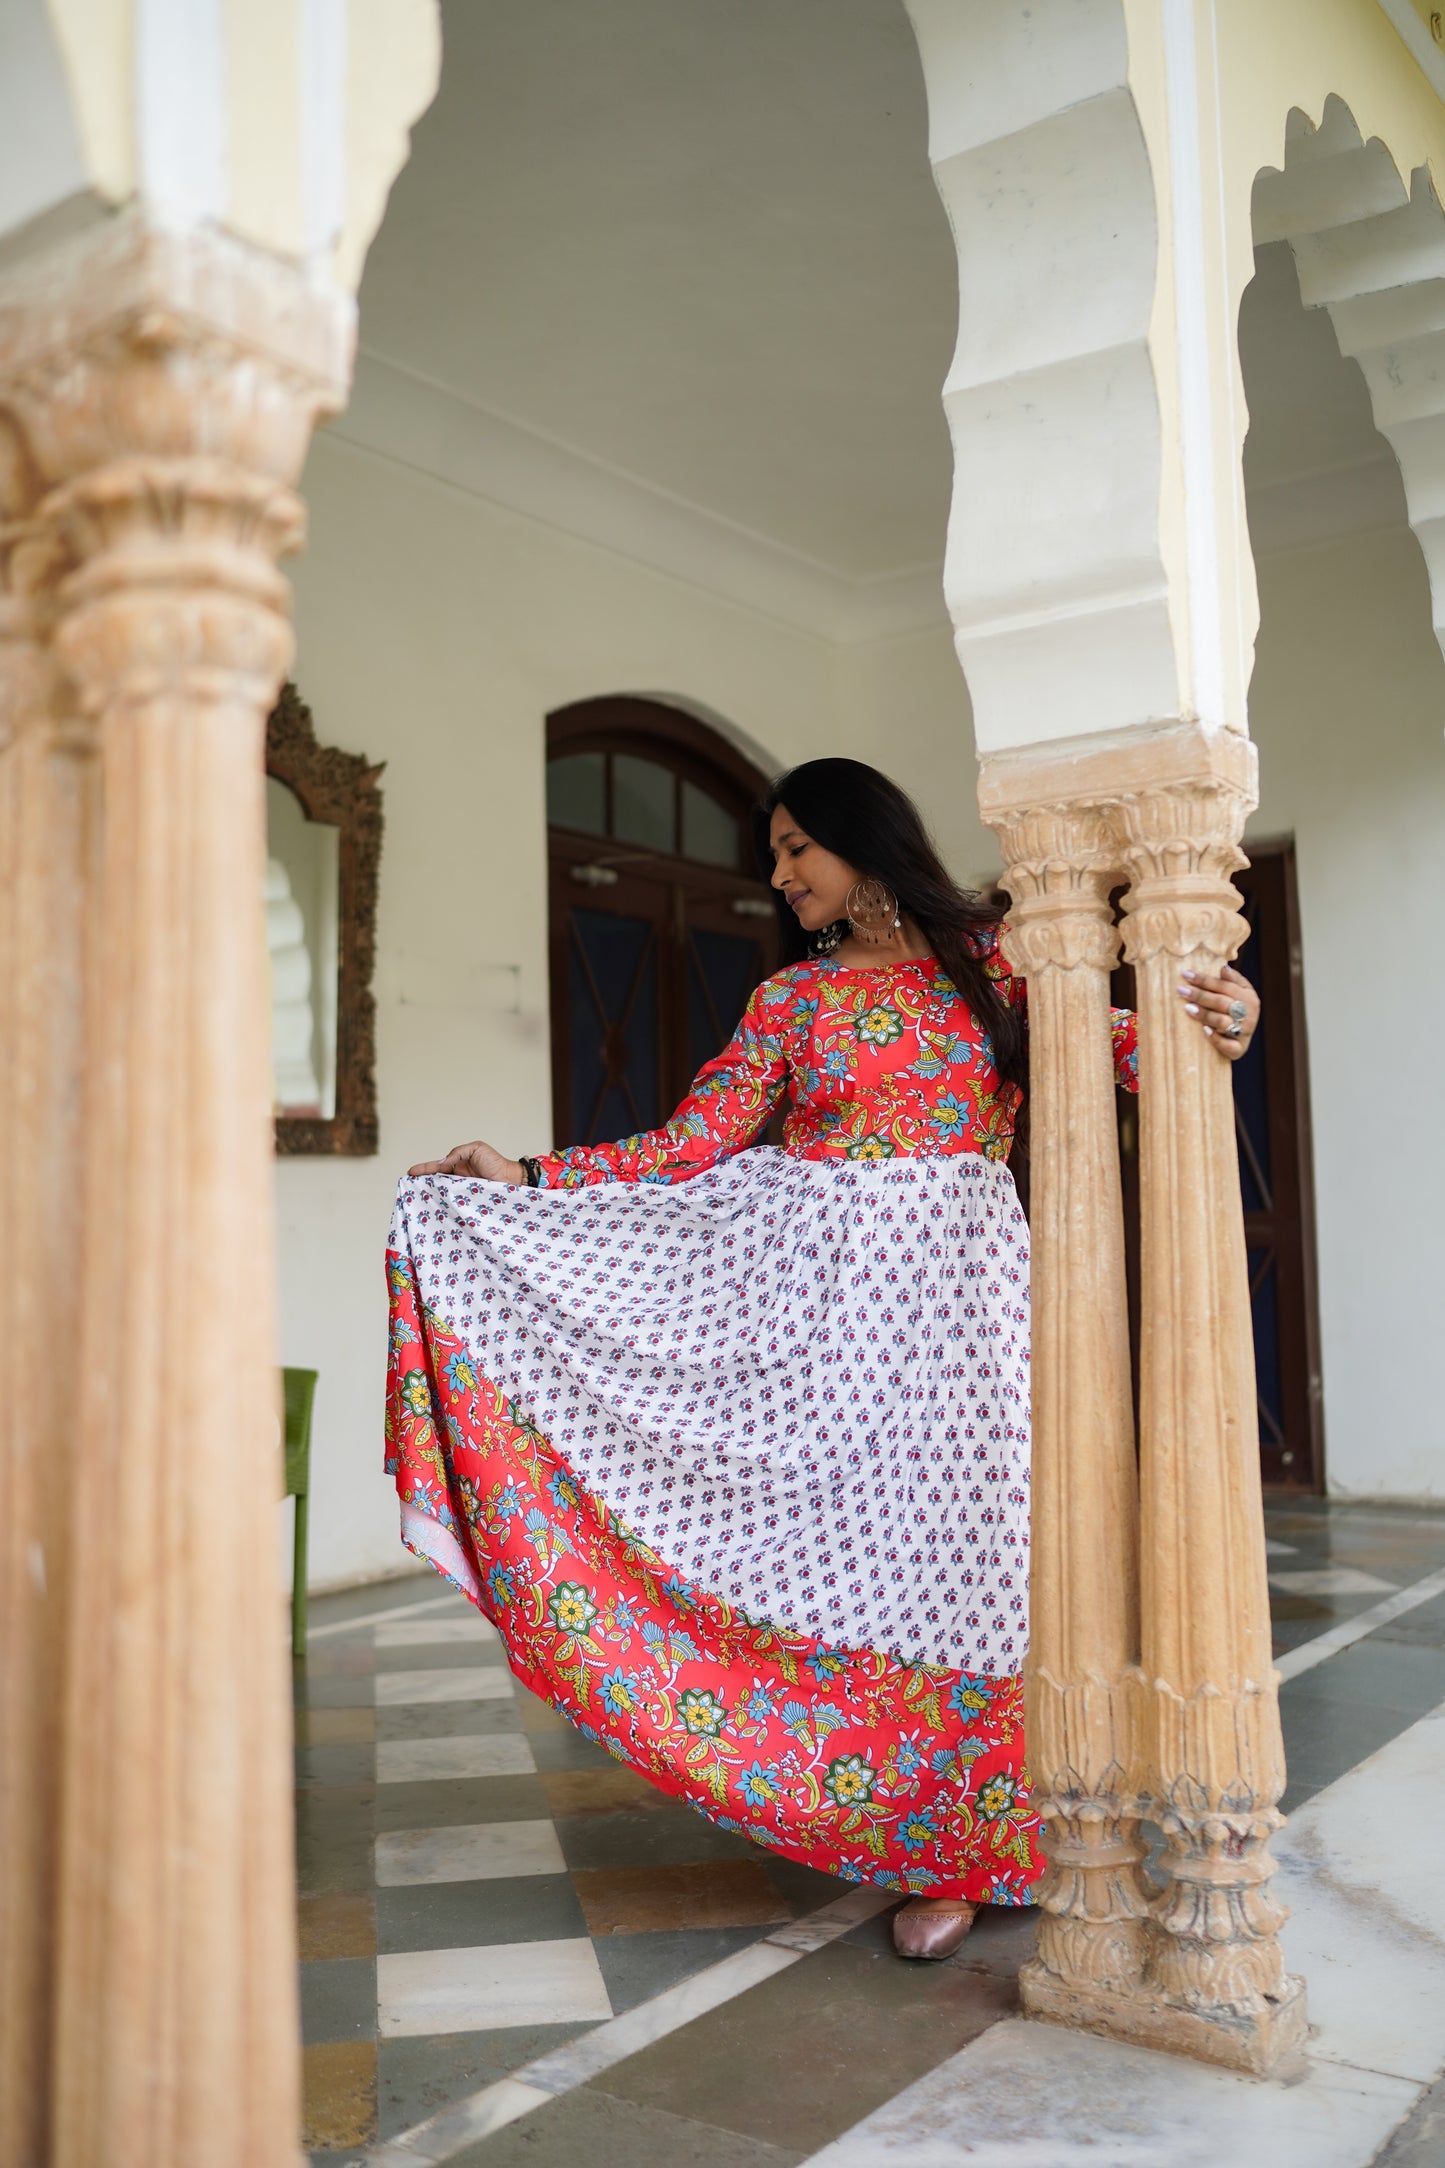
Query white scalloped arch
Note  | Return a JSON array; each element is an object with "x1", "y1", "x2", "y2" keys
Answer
[
  {"x1": 904, "y1": 0, "x2": 1174, "y2": 755},
  {"x1": 1253, "y1": 94, "x2": 1445, "y2": 677}
]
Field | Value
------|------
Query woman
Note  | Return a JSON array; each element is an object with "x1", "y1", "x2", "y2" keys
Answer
[{"x1": 386, "y1": 758, "x2": 1258, "y2": 1959}]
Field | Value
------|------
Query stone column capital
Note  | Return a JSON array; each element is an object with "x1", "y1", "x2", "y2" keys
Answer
[
  {"x1": 0, "y1": 209, "x2": 352, "y2": 486},
  {"x1": 977, "y1": 767, "x2": 1121, "y2": 980}
]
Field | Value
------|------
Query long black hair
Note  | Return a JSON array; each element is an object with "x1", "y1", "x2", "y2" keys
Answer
[{"x1": 752, "y1": 757, "x2": 1026, "y2": 1095}]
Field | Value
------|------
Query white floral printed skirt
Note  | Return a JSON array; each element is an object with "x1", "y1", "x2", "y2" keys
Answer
[{"x1": 390, "y1": 1149, "x2": 1030, "y2": 1676}]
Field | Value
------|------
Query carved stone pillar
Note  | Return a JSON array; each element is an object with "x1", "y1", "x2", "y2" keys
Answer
[
  {"x1": 0, "y1": 212, "x2": 350, "y2": 2167},
  {"x1": 1117, "y1": 722, "x2": 1306, "y2": 2075},
  {"x1": 978, "y1": 768, "x2": 1151, "y2": 2027},
  {"x1": 0, "y1": 430, "x2": 92, "y2": 2168}
]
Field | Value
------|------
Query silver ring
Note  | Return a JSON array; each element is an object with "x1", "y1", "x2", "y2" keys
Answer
[
  {"x1": 1223, "y1": 1021, "x2": 1244, "y2": 1040},
  {"x1": 1228, "y1": 999, "x2": 1247, "y2": 1023}
]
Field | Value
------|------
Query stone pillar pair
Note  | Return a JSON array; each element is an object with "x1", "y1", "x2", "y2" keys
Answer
[
  {"x1": 0, "y1": 212, "x2": 347, "y2": 2167},
  {"x1": 980, "y1": 723, "x2": 1307, "y2": 2077}
]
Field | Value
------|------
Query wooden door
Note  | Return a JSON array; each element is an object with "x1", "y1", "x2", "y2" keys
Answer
[
  {"x1": 545, "y1": 700, "x2": 777, "y2": 1150},
  {"x1": 1112, "y1": 838, "x2": 1323, "y2": 1489},
  {"x1": 1229, "y1": 842, "x2": 1324, "y2": 1490}
]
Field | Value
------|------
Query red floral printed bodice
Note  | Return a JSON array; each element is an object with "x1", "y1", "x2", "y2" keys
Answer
[{"x1": 536, "y1": 928, "x2": 1138, "y2": 1188}]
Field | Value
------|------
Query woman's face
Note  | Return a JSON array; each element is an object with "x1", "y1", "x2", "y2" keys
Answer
[{"x1": 767, "y1": 803, "x2": 861, "y2": 932}]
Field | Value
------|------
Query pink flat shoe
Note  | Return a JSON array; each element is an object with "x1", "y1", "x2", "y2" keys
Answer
[{"x1": 892, "y1": 1898, "x2": 979, "y2": 1960}]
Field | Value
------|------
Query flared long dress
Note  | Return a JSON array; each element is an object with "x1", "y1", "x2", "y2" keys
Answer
[{"x1": 386, "y1": 933, "x2": 1139, "y2": 1903}]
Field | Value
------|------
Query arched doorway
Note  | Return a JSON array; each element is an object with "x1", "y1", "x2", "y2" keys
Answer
[{"x1": 546, "y1": 697, "x2": 778, "y2": 1148}]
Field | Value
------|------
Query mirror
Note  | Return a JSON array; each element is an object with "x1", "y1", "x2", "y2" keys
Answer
[
  {"x1": 265, "y1": 682, "x2": 384, "y2": 1155},
  {"x1": 267, "y1": 777, "x2": 339, "y2": 1118}
]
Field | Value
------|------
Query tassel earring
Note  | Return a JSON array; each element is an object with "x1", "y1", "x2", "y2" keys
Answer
[{"x1": 845, "y1": 879, "x2": 901, "y2": 945}]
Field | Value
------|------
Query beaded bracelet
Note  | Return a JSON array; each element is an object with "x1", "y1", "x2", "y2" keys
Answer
[{"x1": 519, "y1": 1156, "x2": 542, "y2": 1189}]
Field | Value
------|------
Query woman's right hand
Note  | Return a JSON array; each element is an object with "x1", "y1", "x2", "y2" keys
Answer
[{"x1": 407, "y1": 1140, "x2": 526, "y2": 1184}]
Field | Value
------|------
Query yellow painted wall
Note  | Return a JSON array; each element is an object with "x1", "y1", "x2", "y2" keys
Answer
[{"x1": 35, "y1": 0, "x2": 438, "y2": 293}]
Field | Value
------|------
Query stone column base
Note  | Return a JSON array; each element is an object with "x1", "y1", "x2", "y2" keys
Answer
[{"x1": 1020, "y1": 1958, "x2": 1309, "y2": 2077}]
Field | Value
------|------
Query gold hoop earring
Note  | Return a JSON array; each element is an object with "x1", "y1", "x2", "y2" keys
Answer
[{"x1": 845, "y1": 878, "x2": 901, "y2": 945}]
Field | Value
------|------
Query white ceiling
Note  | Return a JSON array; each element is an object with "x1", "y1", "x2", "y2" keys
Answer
[
  {"x1": 350, "y1": 5, "x2": 1409, "y2": 608},
  {"x1": 353, "y1": 0, "x2": 958, "y2": 583}
]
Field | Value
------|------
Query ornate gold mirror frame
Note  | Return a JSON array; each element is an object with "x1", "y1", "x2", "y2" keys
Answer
[{"x1": 265, "y1": 681, "x2": 384, "y2": 1155}]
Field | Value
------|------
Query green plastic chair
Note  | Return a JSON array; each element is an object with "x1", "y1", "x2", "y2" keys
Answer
[{"x1": 282, "y1": 1367, "x2": 319, "y2": 1658}]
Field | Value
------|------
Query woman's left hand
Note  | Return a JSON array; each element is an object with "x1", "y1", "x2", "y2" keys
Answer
[{"x1": 1178, "y1": 962, "x2": 1260, "y2": 1061}]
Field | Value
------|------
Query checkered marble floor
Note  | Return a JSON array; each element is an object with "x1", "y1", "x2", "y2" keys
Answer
[
  {"x1": 296, "y1": 1500, "x2": 1445, "y2": 2166},
  {"x1": 296, "y1": 1581, "x2": 869, "y2": 2160}
]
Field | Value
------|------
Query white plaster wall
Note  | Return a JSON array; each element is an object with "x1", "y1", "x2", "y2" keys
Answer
[
  {"x1": 279, "y1": 433, "x2": 987, "y2": 1591},
  {"x1": 1248, "y1": 520, "x2": 1445, "y2": 1503}
]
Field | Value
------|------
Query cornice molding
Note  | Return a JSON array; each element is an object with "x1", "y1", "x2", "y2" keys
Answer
[
  {"x1": 1244, "y1": 448, "x2": 1408, "y2": 561},
  {"x1": 1376, "y1": 0, "x2": 1445, "y2": 107},
  {"x1": 323, "y1": 348, "x2": 948, "y2": 645},
  {"x1": 321, "y1": 349, "x2": 1412, "y2": 651}
]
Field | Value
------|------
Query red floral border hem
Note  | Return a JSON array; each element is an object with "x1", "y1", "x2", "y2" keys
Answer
[{"x1": 385, "y1": 1248, "x2": 1042, "y2": 1904}]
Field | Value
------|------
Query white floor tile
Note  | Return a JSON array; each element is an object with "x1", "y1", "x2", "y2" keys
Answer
[
  {"x1": 1278, "y1": 1702, "x2": 1445, "y2": 2084},
  {"x1": 1269, "y1": 1567, "x2": 1396, "y2": 1596},
  {"x1": 377, "y1": 1937, "x2": 612, "y2": 2037},
  {"x1": 375, "y1": 1818, "x2": 565, "y2": 1886},
  {"x1": 373, "y1": 1666, "x2": 515, "y2": 1704},
  {"x1": 802, "y1": 2018, "x2": 1419, "y2": 2167},
  {"x1": 374, "y1": 1615, "x2": 498, "y2": 1648},
  {"x1": 376, "y1": 1734, "x2": 536, "y2": 1783}
]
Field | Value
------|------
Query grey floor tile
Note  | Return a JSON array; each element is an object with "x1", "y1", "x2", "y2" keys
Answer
[
  {"x1": 1279, "y1": 1715, "x2": 1409, "y2": 1812},
  {"x1": 1376, "y1": 1589, "x2": 1445, "y2": 1649},
  {"x1": 297, "y1": 1785, "x2": 377, "y2": 1837},
  {"x1": 1271, "y1": 1618, "x2": 1335, "y2": 1657},
  {"x1": 515, "y1": 1690, "x2": 578, "y2": 1735},
  {"x1": 376, "y1": 1874, "x2": 587, "y2": 1955},
  {"x1": 376, "y1": 1700, "x2": 525, "y2": 1743},
  {"x1": 297, "y1": 1744, "x2": 377, "y2": 1789},
  {"x1": 594, "y1": 1936, "x2": 1016, "y2": 2153},
  {"x1": 294, "y1": 1676, "x2": 376, "y2": 1709},
  {"x1": 301, "y1": 1644, "x2": 378, "y2": 1679},
  {"x1": 553, "y1": 1805, "x2": 760, "y2": 1873},
  {"x1": 300, "y1": 1956, "x2": 378, "y2": 2045},
  {"x1": 297, "y1": 1832, "x2": 376, "y2": 1897},
  {"x1": 296, "y1": 1785, "x2": 376, "y2": 1896},
  {"x1": 376, "y1": 2024, "x2": 592, "y2": 2139},
  {"x1": 758, "y1": 1857, "x2": 852, "y2": 1916},
  {"x1": 444, "y1": 2086, "x2": 806, "y2": 2166},
  {"x1": 841, "y1": 1897, "x2": 1039, "y2": 1980},
  {"x1": 1283, "y1": 1635, "x2": 1445, "y2": 1716},
  {"x1": 375, "y1": 1774, "x2": 552, "y2": 1833},
  {"x1": 373, "y1": 1640, "x2": 510, "y2": 1674},
  {"x1": 307, "y1": 1573, "x2": 436, "y2": 1632},
  {"x1": 591, "y1": 1924, "x2": 771, "y2": 2014},
  {"x1": 1279, "y1": 1694, "x2": 1404, "y2": 1773},
  {"x1": 525, "y1": 1728, "x2": 618, "y2": 1772},
  {"x1": 1372, "y1": 2065, "x2": 1445, "y2": 2165}
]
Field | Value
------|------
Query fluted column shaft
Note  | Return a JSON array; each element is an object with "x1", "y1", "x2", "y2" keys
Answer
[
  {"x1": 979, "y1": 780, "x2": 1150, "y2": 2018},
  {"x1": 0, "y1": 212, "x2": 350, "y2": 2168},
  {"x1": 1116, "y1": 728, "x2": 1305, "y2": 2071},
  {"x1": 979, "y1": 724, "x2": 1305, "y2": 2076},
  {"x1": 0, "y1": 445, "x2": 94, "y2": 2168}
]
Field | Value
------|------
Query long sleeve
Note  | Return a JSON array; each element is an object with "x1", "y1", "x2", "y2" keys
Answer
[
  {"x1": 532, "y1": 979, "x2": 792, "y2": 1188},
  {"x1": 981, "y1": 924, "x2": 1139, "y2": 1096}
]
